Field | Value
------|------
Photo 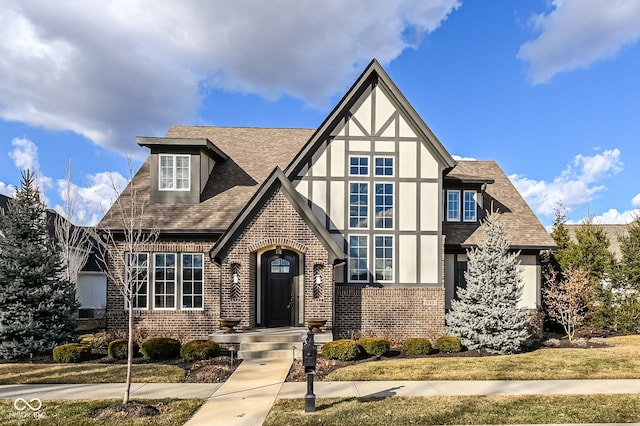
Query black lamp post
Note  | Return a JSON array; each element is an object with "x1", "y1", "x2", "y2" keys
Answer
[{"x1": 302, "y1": 325, "x2": 317, "y2": 413}]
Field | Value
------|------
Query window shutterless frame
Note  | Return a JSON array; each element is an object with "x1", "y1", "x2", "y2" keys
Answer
[
  {"x1": 153, "y1": 253, "x2": 177, "y2": 310},
  {"x1": 181, "y1": 253, "x2": 204, "y2": 310},
  {"x1": 158, "y1": 154, "x2": 190, "y2": 191},
  {"x1": 374, "y1": 234, "x2": 394, "y2": 282},
  {"x1": 348, "y1": 181, "x2": 369, "y2": 229},
  {"x1": 463, "y1": 190, "x2": 477, "y2": 222},
  {"x1": 374, "y1": 182, "x2": 394, "y2": 229},
  {"x1": 374, "y1": 156, "x2": 394, "y2": 177},
  {"x1": 124, "y1": 252, "x2": 149, "y2": 310},
  {"x1": 348, "y1": 234, "x2": 369, "y2": 283},
  {"x1": 446, "y1": 190, "x2": 461, "y2": 222},
  {"x1": 348, "y1": 155, "x2": 369, "y2": 176}
]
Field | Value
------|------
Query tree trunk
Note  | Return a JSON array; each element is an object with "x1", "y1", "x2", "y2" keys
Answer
[{"x1": 123, "y1": 301, "x2": 133, "y2": 404}]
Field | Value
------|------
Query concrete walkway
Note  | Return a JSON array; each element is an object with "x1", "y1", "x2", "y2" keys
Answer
[{"x1": 184, "y1": 357, "x2": 293, "y2": 426}]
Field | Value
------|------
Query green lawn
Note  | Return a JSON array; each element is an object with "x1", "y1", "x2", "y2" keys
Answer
[
  {"x1": 327, "y1": 335, "x2": 640, "y2": 381},
  {"x1": 266, "y1": 394, "x2": 640, "y2": 425},
  {"x1": 0, "y1": 363, "x2": 185, "y2": 385},
  {"x1": 0, "y1": 398, "x2": 201, "y2": 426}
]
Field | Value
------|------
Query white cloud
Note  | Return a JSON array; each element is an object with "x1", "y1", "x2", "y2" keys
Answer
[
  {"x1": 518, "y1": 0, "x2": 640, "y2": 83},
  {"x1": 632, "y1": 193, "x2": 640, "y2": 208},
  {"x1": 509, "y1": 149, "x2": 623, "y2": 217},
  {"x1": 589, "y1": 208, "x2": 639, "y2": 225},
  {"x1": 8, "y1": 137, "x2": 53, "y2": 203},
  {"x1": 54, "y1": 171, "x2": 127, "y2": 226},
  {"x1": 0, "y1": 0, "x2": 460, "y2": 153},
  {"x1": 452, "y1": 154, "x2": 478, "y2": 161},
  {"x1": 0, "y1": 182, "x2": 16, "y2": 197}
]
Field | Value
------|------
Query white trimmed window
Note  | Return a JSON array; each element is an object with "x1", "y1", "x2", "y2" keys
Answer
[
  {"x1": 446, "y1": 190, "x2": 460, "y2": 222},
  {"x1": 374, "y1": 235, "x2": 393, "y2": 282},
  {"x1": 159, "y1": 154, "x2": 190, "y2": 190},
  {"x1": 348, "y1": 235, "x2": 368, "y2": 282},
  {"x1": 125, "y1": 253, "x2": 149, "y2": 309},
  {"x1": 374, "y1": 156, "x2": 394, "y2": 177},
  {"x1": 463, "y1": 190, "x2": 477, "y2": 222},
  {"x1": 182, "y1": 253, "x2": 204, "y2": 309},
  {"x1": 374, "y1": 183, "x2": 393, "y2": 229},
  {"x1": 154, "y1": 253, "x2": 176, "y2": 309},
  {"x1": 349, "y1": 156, "x2": 369, "y2": 176},
  {"x1": 349, "y1": 182, "x2": 369, "y2": 228}
]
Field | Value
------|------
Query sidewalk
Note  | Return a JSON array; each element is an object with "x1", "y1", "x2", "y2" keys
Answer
[{"x1": 2, "y1": 378, "x2": 640, "y2": 425}]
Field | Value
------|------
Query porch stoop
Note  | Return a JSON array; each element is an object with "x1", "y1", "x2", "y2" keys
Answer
[{"x1": 208, "y1": 327, "x2": 333, "y2": 360}]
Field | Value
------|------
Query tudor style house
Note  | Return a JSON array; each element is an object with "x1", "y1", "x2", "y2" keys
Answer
[{"x1": 98, "y1": 59, "x2": 555, "y2": 341}]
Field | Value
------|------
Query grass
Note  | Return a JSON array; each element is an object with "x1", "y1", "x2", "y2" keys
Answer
[
  {"x1": 0, "y1": 398, "x2": 202, "y2": 425},
  {"x1": 0, "y1": 363, "x2": 185, "y2": 384},
  {"x1": 327, "y1": 335, "x2": 640, "y2": 381},
  {"x1": 266, "y1": 394, "x2": 640, "y2": 425}
]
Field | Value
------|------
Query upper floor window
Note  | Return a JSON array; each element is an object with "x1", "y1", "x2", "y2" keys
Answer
[
  {"x1": 446, "y1": 190, "x2": 460, "y2": 222},
  {"x1": 463, "y1": 190, "x2": 477, "y2": 222},
  {"x1": 349, "y1": 182, "x2": 369, "y2": 228},
  {"x1": 374, "y1": 157, "x2": 394, "y2": 177},
  {"x1": 159, "y1": 154, "x2": 190, "y2": 190},
  {"x1": 349, "y1": 156, "x2": 369, "y2": 176},
  {"x1": 374, "y1": 183, "x2": 393, "y2": 229}
]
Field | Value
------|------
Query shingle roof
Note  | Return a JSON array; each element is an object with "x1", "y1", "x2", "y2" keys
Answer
[
  {"x1": 98, "y1": 126, "x2": 313, "y2": 231},
  {"x1": 566, "y1": 224, "x2": 629, "y2": 259},
  {"x1": 443, "y1": 161, "x2": 556, "y2": 250}
]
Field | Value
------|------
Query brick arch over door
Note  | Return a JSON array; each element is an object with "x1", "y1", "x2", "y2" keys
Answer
[{"x1": 247, "y1": 238, "x2": 308, "y2": 254}]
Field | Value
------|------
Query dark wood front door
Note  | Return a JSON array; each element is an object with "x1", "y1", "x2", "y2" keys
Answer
[{"x1": 262, "y1": 249, "x2": 297, "y2": 327}]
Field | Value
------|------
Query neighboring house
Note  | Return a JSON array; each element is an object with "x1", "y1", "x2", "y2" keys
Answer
[
  {"x1": 0, "y1": 193, "x2": 106, "y2": 317},
  {"x1": 565, "y1": 224, "x2": 629, "y2": 260},
  {"x1": 98, "y1": 59, "x2": 555, "y2": 341}
]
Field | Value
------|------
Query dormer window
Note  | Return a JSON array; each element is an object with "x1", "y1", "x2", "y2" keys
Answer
[
  {"x1": 159, "y1": 154, "x2": 190, "y2": 191},
  {"x1": 446, "y1": 189, "x2": 477, "y2": 222}
]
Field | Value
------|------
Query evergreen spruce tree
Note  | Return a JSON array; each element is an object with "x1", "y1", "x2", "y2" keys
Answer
[
  {"x1": 446, "y1": 212, "x2": 529, "y2": 354},
  {"x1": 0, "y1": 170, "x2": 78, "y2": 359},
  {"x1": 610, "y1": 218, "x2": 640, "y2": 331}
]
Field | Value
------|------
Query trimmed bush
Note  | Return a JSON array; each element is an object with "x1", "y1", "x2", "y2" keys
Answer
[
  {"x1": 181, "y1": 340, "x2": 220, "y2": 362},
  {"x1": 435, "y1": 335, "x2": 463, "y2": 353},
  {"x1": 52, "y1": 343, "x2": 92, "y2": 363},
  {"x1": 108, "y1": 339, "x2": 140, "y2": 360},
  {"x1": 403, "y1": 337, "x2": 432, "y2": 355},
  {"x1": 321, "y1": 339, "x2": 361, "y2": 361},
  {"x1": 357, "y1": 337, "x2": 391, "y2": 357},
  {"x1": 140, "y1": 337, "x2": 181, "y2": 360}
]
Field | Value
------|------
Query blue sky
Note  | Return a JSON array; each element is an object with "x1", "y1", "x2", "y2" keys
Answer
[{"x1": 1, "y1": 0, "x2": 639, "y2": 227}]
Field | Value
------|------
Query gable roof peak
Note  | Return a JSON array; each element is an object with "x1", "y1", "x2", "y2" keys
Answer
[{"x1": 285, "y1": 58, "x2": 456, "y2": 177}]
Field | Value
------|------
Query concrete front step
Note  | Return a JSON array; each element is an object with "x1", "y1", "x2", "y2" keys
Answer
[{"x1": 209, "y1": 327, "x2": 332, "y2": 360}]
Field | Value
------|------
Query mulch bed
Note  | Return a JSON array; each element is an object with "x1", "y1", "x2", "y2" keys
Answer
[{"x1": 88, "y1": 400, "x2": 168, "y2": 420}]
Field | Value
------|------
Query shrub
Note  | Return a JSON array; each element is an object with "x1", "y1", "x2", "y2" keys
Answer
[
  {"x1": 181, "y1": 340, "x2": 220, "y2": 362},
  {"x1": 357, "y1": 337, "x2": 390, "y2": 357},
  {"x1": 321, "y1": 339, "x2": 361, "y2": 361},
  {"x1": 52, "y1": 343, "x2": 92, "y2": 363},
  {"x1": 435, "y1": 335, "x2": 463, "y2": 353},
  {"x1": 108, "y1": 339, "x2": 140, "y2": 360},
  {"x1": 140, "y1": 337, "x2": 181, "y2": 360},
  {"x1": 403, "y1": 337, "x2": 432, "y2": 355}
]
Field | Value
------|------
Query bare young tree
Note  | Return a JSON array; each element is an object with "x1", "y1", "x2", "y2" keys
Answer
[
  {"x1": 94, "y1": 156, "x2": 158, "y2": 404},
  {"x1": 543, "y1": 266, "x2": 592, "y2": 341},
  {"x1": 54, "y1": 158, "x2": 91, "y2": 285}
]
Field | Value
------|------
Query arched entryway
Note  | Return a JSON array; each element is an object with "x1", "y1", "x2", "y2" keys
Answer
[{"x1": 260, "y1": 248, "x2": 299, "y2": 327}]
